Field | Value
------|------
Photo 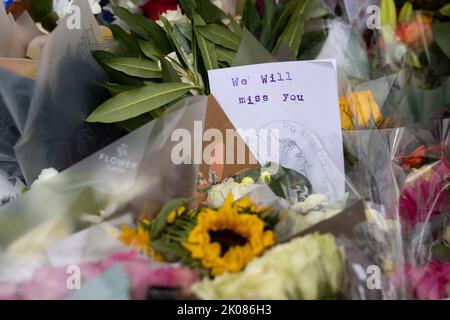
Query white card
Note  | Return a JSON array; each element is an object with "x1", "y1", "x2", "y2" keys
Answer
[{"x1": 208, "y1": 60, "x2": 345, "y2": 197}]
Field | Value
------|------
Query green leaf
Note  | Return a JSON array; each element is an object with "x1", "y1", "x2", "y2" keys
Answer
[
  {"x1": 440, "y1": 4, "x2": 450, "y2": 17},
  {"x1": 197, "y1": 36, "x2": 218, "y2": 70},
  {"x1": 196, "y1": 24, "x2": 241, "y2": 51},
  {"x1": 112, "y1": 5, "x2": 148, "y2": 38},
  {"x1": 270, "y1": 0, "x2": 300, "y2": 39},
  {"x1": 180, "y1": 0, "x2": 197, "y2": 19},
  {"x1": 398, "y1": 2, "x2": 413, "y2": 24},
  {"x1": 138, "y1": 40, "x2": 165, "y2": 61},
  {"x1": 159, "y1": 15, "x2": 191, "y2": 68},
  {"x1": 150, "y1": 197, "x2": 194, "y2": 240},
  {"x1": 173, "y1": 23, "x2": 192, "y2": 55},
  {"x1": 87, "y1": 83, "x2": 196, "y2": 123},
  {"x1": 91, "y1": 50, "x2": 144, "y2": 86},
  {"x1": 113, "y1": 5, "x2": 172, "y2": 54},
  {"x1": 100, "y1": 83, "x2": 143, "y2": 96},
  {"x1": 117, "y1": 113, "x2": 154, "y2": 132},
  {"x1": 175, "y1": 22, "x2": 193, "y2": 42},
  {"x1": 160, "y1": 58, "x2": 182, "y2": 83},
  {"x1": 195, "y1": 0, "x2": 226, "y2": 23},
  {"x1": 380, "y1": 0, "x2": 397, "y2": 31},
  {"x1": 109, "y1": 24, "x2": 143, "y2": 57},
  {"x1": 216, "y1": 46, "x2": 236, "y2": 65},
  {"x1": 432, "y1": 22, "x2": 450, "y2": 59},
  {"x1": 242, "y1": 0, "x2": 262, "y2": 38},
  {"x1": 193, "y1": 14, "x2": 218, "y2": 70},
  {"x1": 272, "y1": 0, "x2": 318, "y2": 56},
  {"x1": 228, "y1": 15, "x2": 242, "y2": 37},
  {"x1": 263, "y1": 0, "x2": 277, "y2": 27},
  {"x1": 106, "y1": 57, "x2": 162, "y2": 79}
]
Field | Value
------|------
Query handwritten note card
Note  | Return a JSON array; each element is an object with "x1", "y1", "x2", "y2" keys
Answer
[{"x1": 208, "y1": 60, "x2": 344, "y2": 197}]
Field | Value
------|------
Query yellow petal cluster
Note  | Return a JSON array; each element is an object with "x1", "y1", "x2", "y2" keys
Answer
[
  {"x1": 183, "y1": 194, "x2": 275, "y2": 276},
  {"x1": 340, "y1": 90, "x2": 383, "y2": 130}
]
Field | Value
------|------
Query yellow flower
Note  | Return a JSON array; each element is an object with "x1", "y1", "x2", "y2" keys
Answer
[
  {"x1": 166, "y1": 206, "x2": 186, "y2": 224},
  {"x1": 234, "y1": 195, "x2": 270, "y2": 216},
  {"x1": 183, "y1": 194, "x2": 275, "y2": 276},
  {"x1": 240, "y1": 177, "x2": 255, "y2": 186},
  {"x1": 340, "y1": 90, "x2": 383, "y2": 130},
  {"x1": 260, "y1": 171, "x2": 272, "y2": 184},
  {"x1": 119, "y1": 224, "x2": 152, "y2": 256}
]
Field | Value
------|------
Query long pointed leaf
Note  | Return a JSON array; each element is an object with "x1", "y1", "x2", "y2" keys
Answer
[
  {"x1": 196, "y1": 24, "x2": 241, "y2": 51},
  {"x1": 110, "y1": 24, "x2": 143, "y2": 57},
  {"x1": 92, "y1": 50, "x2": 144, "y2": 85},
  {"x1": 86, "y1": 83, "x2": 196, "y2": 123},
  {"x1": 139, "y1": 40, "x2": 165, "y2": 61},
  {"x1": 193, "y1": 14, "x2": 218, "y2": 70},
  {"x1": 113, "y1": 5, "x2": 172, "y2": 54},
  {"x1": 159, "y1": 15, "x2": 190, "y2": 68},
  {"x1": 196, "y1": 0, "x2": 226, "y2": 23},
  {"x1": 216, "y1": 46, "x2": 236, "y2": 65},
  {"x1": 228, "y1": 14, "x2": 242, "y2": 37},
  {"x1": 100, "y1": 83, "x2": 143, "y2": 96},
  {"x1": 272, "y1": 0, "x2": 318, "y2": 56},
  {"x1": 160, "y1": 58, "x2": 182, "y2": 82},
  {"x1": 106, "y1": 57, "x2": 162, "y2": 79}
]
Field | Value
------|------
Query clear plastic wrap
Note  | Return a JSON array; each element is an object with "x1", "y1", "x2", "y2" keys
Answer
[
  {"x1": 12, "y1": 0, "x2": 122, "y2": 184},
  {"x1": 0, "y1": 95, "x2": 207, "y2": 298},
  {"x1": 343, "y1": 118, "x2": 450, "y2": 299},
  {"x1": 0, "y1": 70, "x2": 34, "y2": 201},
  {"x1": 0, "y1": 89, "x2": 387, "y2": 299}
]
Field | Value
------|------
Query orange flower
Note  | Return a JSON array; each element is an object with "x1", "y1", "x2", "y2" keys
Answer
[
  {"x1": 396, "y1": 14, "x2": 433, "y2": 48},
  {"x1": 400, "y1": 144, "x2": 442, "y2": 169}
]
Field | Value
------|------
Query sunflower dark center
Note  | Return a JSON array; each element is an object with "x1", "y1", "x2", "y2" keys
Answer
[{"x1": 209, "y1": 230, "x2": 248, "y2": 256}]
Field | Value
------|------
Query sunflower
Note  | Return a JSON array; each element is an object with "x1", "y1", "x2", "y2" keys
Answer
[{"x1": 183, "y1": 194, "x2": 275, "y2": 276}]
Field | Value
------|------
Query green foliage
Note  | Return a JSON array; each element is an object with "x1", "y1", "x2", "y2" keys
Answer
[{"x1": 89, "y1": 1, "x2": 319, "y2": 126}]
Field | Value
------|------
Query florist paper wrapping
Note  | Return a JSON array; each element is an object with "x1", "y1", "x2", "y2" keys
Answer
[{"x1": 13, "y1": 0, "x2": 121, "y2": 184}]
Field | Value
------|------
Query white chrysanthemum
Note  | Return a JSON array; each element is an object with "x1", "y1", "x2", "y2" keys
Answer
[
  {"x1": 291, "y1": 194, "x2": 328, "y2": 214},
  {"x1": 192, "y1": 233, "x2": 345, "y2": 300},
  {"x1": 206, "y1": 178, "x2": 258, "y2": 208},
  {"x1": 31, "y1": 168, "x2": 59, "y2": 188},
  {"x1": 156, "y1": 5, "x2": 189, "y2": 27}
]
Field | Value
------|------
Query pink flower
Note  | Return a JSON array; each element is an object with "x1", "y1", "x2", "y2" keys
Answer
[
  {"x1": 399, "y1": 158, "x2": 450, "y2": 229},
  {"x1": 19, "y1": 263, "x2": 104, "y2": 300},
  {"x1": 403, "y1": 261, "x2": 450, "y2": 300},
  {"x1": 0, "y1": 251, "x2": 199, "y2": 300}
]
